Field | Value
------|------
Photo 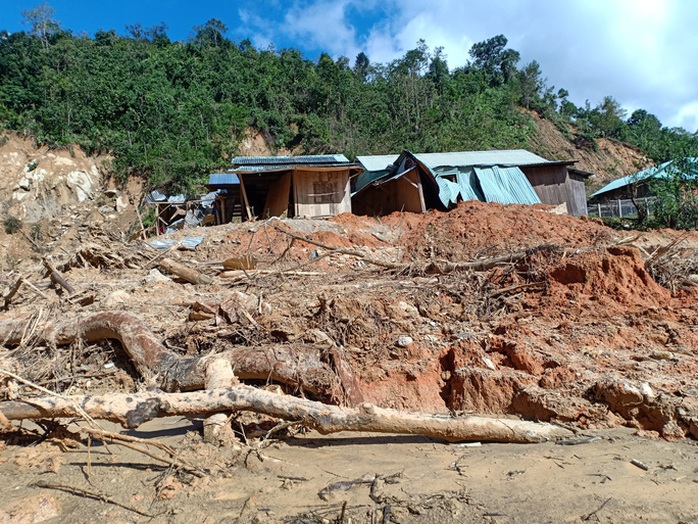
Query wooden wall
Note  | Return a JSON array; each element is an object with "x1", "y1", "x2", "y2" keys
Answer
[
  {"x1": 566, "y1": 172, "x2": 589, "y2": 216},
  {"x1": 351, "y1": 169, "x2": 425, "y2": 216},
  {"x1": 522, "y1": 165, "x2": 588, "y2": 216},
  {"x1": 292, "y1": 169, "x2": 352, "y2": 218}
]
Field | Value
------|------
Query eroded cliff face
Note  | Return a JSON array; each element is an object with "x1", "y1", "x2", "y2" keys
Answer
[
  {"x1": 526, "y1": 110, "x2": 652, "y2": 193},
  {"x1": 0, "y1": 134, "x2": 110, "y2": 222}
]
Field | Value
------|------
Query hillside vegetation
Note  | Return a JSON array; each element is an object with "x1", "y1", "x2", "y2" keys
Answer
[{"x1": 1, "y1": 6, "x2": 697, "y2": 192}]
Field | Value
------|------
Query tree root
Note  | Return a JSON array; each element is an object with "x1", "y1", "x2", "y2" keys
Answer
[{"x1": 0, "y1": 311, "x2": 362, "y2": 405}]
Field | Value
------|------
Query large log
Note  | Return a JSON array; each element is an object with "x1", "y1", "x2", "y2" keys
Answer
[
  {"x1": 159, "y1": 258, "x2": 213, "y2": 285},
  {"x1": 0, "y1": 385, "x2": 573, "y2": 443},
  {"x1": 0, "y1": 312, "x2": 360, "y2": 405}
]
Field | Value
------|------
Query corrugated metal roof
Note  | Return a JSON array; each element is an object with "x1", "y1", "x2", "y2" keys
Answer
[
  {"x1": 590, "y1": 161, "x2": 672, "y2": 198},
  {"x1": 591, "y1": 158, "x2": 698, "y2": 199},
  {"x1": 208, "y1": 173, "x2": 240, "y2": 185},
  {"x1": 233, "y1": 163, "x2": 353, "y2": 173},
  {"x1": 455, "y1": 168, "x2": 485, "y2": 202},
  {"x1": 354, "y1": 150, "x2": 551, "y2": 206},
  {"x1": 356, "y1": 154, "x2": 400, "y2": 172},
  {"x1": 351, "y1": 168, "x2": 391, "y2": 195},
  {"x1": 475, "y1": 166, "x2": 541, "y2": 205},
  {"x1": 232, "y1": 154, "x2": 349, "y2": 166},
  {"x1": 358, "y1": 149, "x2": 567, "y2": 172},
  {"x1": 435, "y1": 177, "x2": 461, "y2": 207},
  {"x1": 414, "y1": 149, "x2": 554, "y2": 168}
]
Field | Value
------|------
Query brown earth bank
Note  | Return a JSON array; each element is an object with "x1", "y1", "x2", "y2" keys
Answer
[{"x1": 526, "y1": 110, "x2": 652, "y2": 193}]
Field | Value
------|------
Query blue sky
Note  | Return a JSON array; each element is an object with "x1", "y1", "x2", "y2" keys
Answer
[{"x1": 4, "y1": 0, "x2": 698, "y2": 132}]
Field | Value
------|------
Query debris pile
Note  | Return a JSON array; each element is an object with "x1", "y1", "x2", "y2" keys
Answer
[{"x1": 1, "y1": 199, "x2": 697, "y2": 443}]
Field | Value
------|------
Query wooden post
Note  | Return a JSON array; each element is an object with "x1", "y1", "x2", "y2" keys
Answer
[
  {"x1": 239, "y1": 176, "x2": 254, "y2": 221},
  {"x1": 618, "y1": 198, "x2": 623, "y2": 218},
  {"x1": 134, "y1": 203, "x2": 147, "y2": 240}
]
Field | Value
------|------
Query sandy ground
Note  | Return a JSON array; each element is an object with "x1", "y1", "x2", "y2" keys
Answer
[{"x1": 1, "y1": 418, "x2": 697, "y2": 523}]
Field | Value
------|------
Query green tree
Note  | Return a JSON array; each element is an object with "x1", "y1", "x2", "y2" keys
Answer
[
  {"x1": 589, "y1": 96, "x2": 627, "y2": 139},
  {"x1": 626, "y1": 109, "x2": 662, "y2": 158},
  {"x1": 191, "y1": 19, "x2": 227, "y2": 47},
  {"x1": 468, "y1": 34, "x2": 520, "y2": 87},
  {"x1": 647, "y1": 159, "x2": 698, "y2": 229},
  {"x1": 516, "y1": 60, "x2": 544, "y2": 110}
]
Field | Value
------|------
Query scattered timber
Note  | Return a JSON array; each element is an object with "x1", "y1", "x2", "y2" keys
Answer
[{"x1": 0, "y1": 311, "x2": 360, "y2": 404}]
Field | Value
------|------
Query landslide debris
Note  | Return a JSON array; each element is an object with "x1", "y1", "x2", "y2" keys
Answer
[{"x1": 2, "y1": 198, "x2": 698, "y2": 440}]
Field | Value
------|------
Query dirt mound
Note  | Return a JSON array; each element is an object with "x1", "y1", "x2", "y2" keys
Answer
[
  {"x1": 374, "y1": 200, "x2": 613, "y2": 261},
  {"x1": 543, "y1": 245, "x2": 672, "y2": 313}
]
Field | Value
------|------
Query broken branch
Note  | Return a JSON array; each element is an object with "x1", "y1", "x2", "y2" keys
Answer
[
  {"x1": 43, "y1": 258, "x2": 76, "y2": 294},
  {"x1": 0, "y1": 385, "x2": 572, "y2": 443},
  {"x1": 159, "y1": 257, "x2": 213, "y2": 285}
]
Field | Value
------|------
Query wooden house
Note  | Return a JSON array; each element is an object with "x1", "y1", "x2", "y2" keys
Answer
[{"x1": 209, "y1": 155, "x2": 361, "y2": 222}]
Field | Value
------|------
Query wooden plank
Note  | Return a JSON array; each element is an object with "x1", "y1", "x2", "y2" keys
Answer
[{"x1": 396, "y1": 169, "x2": 426, "y2": 213}]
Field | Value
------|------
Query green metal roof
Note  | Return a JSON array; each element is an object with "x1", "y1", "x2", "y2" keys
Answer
[
  {"x1": 413, "y1": 149, "x2": 558, "y2": 168},
  {"x1": 353, "y1": 150, "x2": 542, "y2": 207},
  {"x1": 356, "y1": 154, "x2": 399, "y2": 172},
  {"x1": 590, "y1": 159, "x2": 698, "y2": 199},
  {"x1": 475, "y1": 165, "x2": 541, "y2": 205}
]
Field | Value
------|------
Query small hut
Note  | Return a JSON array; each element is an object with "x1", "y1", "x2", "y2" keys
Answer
[{"x1": 209, "y1": 155, "x2": 361, "y2": 222}]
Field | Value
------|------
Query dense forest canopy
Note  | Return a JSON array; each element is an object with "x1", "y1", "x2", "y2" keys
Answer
[{"x1": 1, "y1": 4, "x2": 697, "y2": 192}]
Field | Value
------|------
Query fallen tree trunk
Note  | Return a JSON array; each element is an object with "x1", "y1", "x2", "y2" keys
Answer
[
  {"x1": 0, "y1": 385, "x2": 572, "y2": 443},
  {"x1": 0, "y1": 312, "x2": 361, "y2": 405}
]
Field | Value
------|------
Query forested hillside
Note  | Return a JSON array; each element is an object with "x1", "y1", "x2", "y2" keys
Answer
[{"x1": 1, "y1": 5, "x2": 697, "y2": 192}]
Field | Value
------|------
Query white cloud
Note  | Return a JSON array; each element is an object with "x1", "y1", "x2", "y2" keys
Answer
[
  {"x1": 672, "y1": 101, "x2": 698, "y2": 132},
  {"x1": 282, "y1": 1, "x2": 360, "y2": 58},
  {"x1": 238, "y1": 9, "x2": 275, "y2": 49}
]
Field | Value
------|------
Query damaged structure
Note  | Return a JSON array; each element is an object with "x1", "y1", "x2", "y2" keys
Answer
[
  {"x1": 589, "y1": 158, "x2": 698, "y2": 203},
  {"x1": 209, "y1": 155, "x2": 361, "y2": 222},
  {"x1": 353, "y1": 150, "x2": 589, "y2": 216}
]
